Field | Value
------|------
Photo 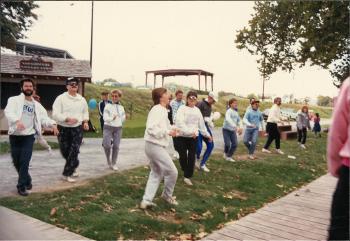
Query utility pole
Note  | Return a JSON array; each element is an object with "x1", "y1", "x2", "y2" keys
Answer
[
  {"x1": 89, "y1": 1, "x2": 94, "y2": 68},
  {"x1": 262, "y1": 56, "x2": 266, "y2": 101}
]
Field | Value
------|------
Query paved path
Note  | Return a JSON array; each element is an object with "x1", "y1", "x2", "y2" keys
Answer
[
  {"x1": 203, "y1": 174, "x2": 337, "y2": 241},
  {"x1": 0, "y1": 206, "x2": 91, "y2": 240}
]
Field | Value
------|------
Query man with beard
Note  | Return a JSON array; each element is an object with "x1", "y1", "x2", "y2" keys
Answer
[
  {"x1": 52, "y1": 77, "x2": 89, "y2": 182},
  {"x1": 4, "y1": 78, "x2": 58, "y2": 196}
]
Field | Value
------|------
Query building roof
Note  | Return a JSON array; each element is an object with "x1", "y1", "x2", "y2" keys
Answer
[
  {"x1": 0, "y1": 54, "x2": 91, "y2": 79},
  {"x1": 15, "y1": 41, "x2": 74, "y2": 59},
  {"x1": 146, "y1": 69, "x2": 214, "y2": 77}
]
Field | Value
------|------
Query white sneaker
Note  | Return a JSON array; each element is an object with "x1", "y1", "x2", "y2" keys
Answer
[
  {"x1": 140, "y1": 200, "x2": 157, "y2": 209},
  {"x1": 184, "y1": 178, "x2": 193, "y2": 186},
  {"x1": 276, "y1": 149, "x2": 284, "y2": 155},
  {"x1": 262, "y1": 148, "x2": 272, "y2": 154},
  {"x1": 48, "y1": 147, "x2": 53, "y2": 156},
  {"x1": 63, "y1": 176, "x2": 76, "y2": 183},
  {"x1": 223, "y1": 153, "x2": 227, "y2": 159},
  {"x1": 112, "y1": 165, "x2": 119, "y2": 171},
  {"x1": 225, "y1": 157, "x2": 236, "y2": 162},
  {"x1": 300, "y1": 144, "x2": 306, "y2": 149},
  {"x1": 72, "y1": 171, "x2": 79, "y2": 177},
  {"x1": 195, "y1": 161, "x2": 201, "y2": 170},
  {"x1": 161, "y1": 195, "x2": 179, "y2": 206},
  {"x1": 248, "y1": 141, "x2": 252, "y2": 145},
  {"x1": 200, "y1": 165, "x2": 210, "y2": 172},
  {"x1": 248, "y1": 155, "x2": 256, "y2": 160}
]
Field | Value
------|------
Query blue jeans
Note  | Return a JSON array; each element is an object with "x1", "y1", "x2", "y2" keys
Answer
[
  {"x1": 196, "y1": 123, "x2": 214, "y2": 167},
  {"x1": 222, "y1": 128, "x2": 237, "y2": 157},
  {"x1": 243, "y1": 128, "x2": 259, "y2": 155},
  {"x1": 9, "y1": 135, "x2": 35, "y2": 191}
]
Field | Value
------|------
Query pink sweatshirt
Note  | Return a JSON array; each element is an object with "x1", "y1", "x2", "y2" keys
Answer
[{"x1": 327, "y1": 77, "x2": 350, "y2": 177}]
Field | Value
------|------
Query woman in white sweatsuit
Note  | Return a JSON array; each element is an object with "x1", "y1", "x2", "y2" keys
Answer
[
  {"x1": 140, "y1": 88, "x2": 178, "y2": 209},
  {"x1": 102, "y1": 89, "x2": 126, "y2": 171}
]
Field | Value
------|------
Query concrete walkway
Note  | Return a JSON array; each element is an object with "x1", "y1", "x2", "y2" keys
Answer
[
  {"x1": 203, "y1": 174, "x2": 337, "y2": 241},
  {"x1": 0, "y1": 206, "x2": 91, "y2": 240}
]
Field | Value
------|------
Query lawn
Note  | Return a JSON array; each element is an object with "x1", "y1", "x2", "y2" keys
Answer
[
  {"x1": 0, "y1": 141, "x2": 60, "y2": 155},
  {"x1": 0, "y1": 135, "x2": 328, "y2": 240}
]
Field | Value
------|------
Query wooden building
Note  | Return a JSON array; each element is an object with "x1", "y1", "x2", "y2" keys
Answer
[{"x1": 0, "y1": 42, "x2": 91, "y2": 132}]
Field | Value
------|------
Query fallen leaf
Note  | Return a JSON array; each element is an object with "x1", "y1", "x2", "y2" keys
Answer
[
  {"x1": 196, "y1": 232, "x2": 208, "y2": 239},
  {"x1": 276, "y1": 184, "x2": 284, "y2": 188},
  {"x1": 50, "y1": 207, "x2": 57, "y2": 216}
]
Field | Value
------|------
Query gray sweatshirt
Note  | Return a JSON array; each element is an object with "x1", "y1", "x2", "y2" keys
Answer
[{"x1": 296, "y1": 111, "x2": 311, "y2": 130}]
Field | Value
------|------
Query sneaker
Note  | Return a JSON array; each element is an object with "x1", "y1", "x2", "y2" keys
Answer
[
  {"x1": 72, "y1": 171, "x2": 79, "y2": 177},
  {"x1": 248, "y1": 155, "x2": 256, "y2": 160},
  {"x1": 300, "y1": 144, "x2": 306, "y2": 149},
  {"x1": 195, "y1": 161, "x2": 201, "y2": 170},
  {"x1": 26, "y1": 184, "x2": 32, "y2": 190},
  {"x1": 248, "y1": 141, "x2": 252, "y2": 146},
  {"x1": 48, "y1": 147, "x2": 52, "y2": 155},
  {"x1": 276, "y1": 149, "x2": 284, "y2": 155},
  {"x1": 112, "y1": 165, "x2": 119, "y2": 171},
  {"x1": 140, "y1": 200, "x2": 157, "y2": 209},
  {"x1": 200, "y1": 165, "x2": 210, "y2": 172},
  {"x1": 17, "y1": 188, "x2": 28, "y2": 196},
  {"x1": 161, "y1": 195, "x2": 179, "y2": 206},
  {"x1": 184, "y1": 178, "x2": 193, "y2": 186},
  {"x1": 223, "y1": 153, "x2": 227, "y2": 159},
  {"x1": 262, "y1": 148, "x2": 272, "y2": 154},
  {"x1": 62, "y1": 176, "x2": 76, "y2": 183},
  {"x1": 173, "y1": 152, "x2": 179, "y2": 159},
  {"x1": 225, "y1": 157, "x2": 236, "y2": 162}
]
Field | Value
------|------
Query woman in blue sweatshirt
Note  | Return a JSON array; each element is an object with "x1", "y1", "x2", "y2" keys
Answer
[{"x1": 243, "y1": 100, "x2": 264, "y2": 160}]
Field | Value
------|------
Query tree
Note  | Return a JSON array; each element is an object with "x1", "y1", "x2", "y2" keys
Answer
[
  {"x1": 235, "y1": 1, "x2": 350, "y2": 87},
  {"x1": 0, "y1": 1, "x2": 38, "y2": 49},
  {"x1": 317, "y1": 95, "x2": 333, "y2": 107},
  {"x1": 247, "y1": 93, "x2": 258, "y2": 100}
]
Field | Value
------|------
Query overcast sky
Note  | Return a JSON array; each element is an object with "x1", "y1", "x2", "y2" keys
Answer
[{"x1": 18, "y1": 1, "x2": 339, "y2": 99}]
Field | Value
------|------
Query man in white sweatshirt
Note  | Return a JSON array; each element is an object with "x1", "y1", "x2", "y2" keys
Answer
[
  {"x1": 52, "y1": 77, "x2": 89, "y2": 182},
  {"x1": 262, "y1": 97, "x2": 284, "y2": 154},
  {"x1": 4, "y1": 78, "x2": 58, "y2": 196}
]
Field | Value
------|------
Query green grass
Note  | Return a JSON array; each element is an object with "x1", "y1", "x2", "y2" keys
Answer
[
  {"x1": 0, "y1": 141, "x2": 59, "y2": 155},
  {"x1": 0, "y1": 135, "x2": 328, "y2": 240},
  {"x1": 84, "y1": 83, "x2": 333, "y2": 137}
]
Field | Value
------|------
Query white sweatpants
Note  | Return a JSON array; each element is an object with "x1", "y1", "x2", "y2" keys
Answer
[{"x1": 142, "y1": 141, "x2": 178, "y2": 202}]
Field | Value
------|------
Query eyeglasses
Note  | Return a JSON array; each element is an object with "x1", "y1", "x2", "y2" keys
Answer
[
  {"x1": 69, "y1": 83, "x2": 78, "y2": 87},
  {"x1": 188, "y1": 96, "x2": 197, "y2": 100},
  {"x1": 111, "y1": 94, "x2": 121, "y2": 97}
]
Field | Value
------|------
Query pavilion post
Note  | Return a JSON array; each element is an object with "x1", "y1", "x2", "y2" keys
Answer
[
  {"x1": 162, "y1": 75, "x2": 164, "y2": 87},
  {"x1": 198, "y1": 74, "x2": 201, "y2": 90},
  {"x1": 211, "y1": 75, "x2": 213, "y2": 91},
  {"x1": 153, "y1": 74, "x2": 156, "y2": 89},
  {"x1": 205, "y1": 75, "x2": 208, "y2": 91},
  {"x1": 145, "y1": 73, "x2": 148, "y2": 87}
]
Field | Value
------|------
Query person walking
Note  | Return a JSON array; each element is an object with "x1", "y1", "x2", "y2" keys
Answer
[
  {"x1": 52, "y1": 77, "x2": 89, "y2": 183},
  {"x1": 170, "y1": 90, "x2": 185, "y2": 158},
  {"x1": 296, "y1": 106, "x2": 311, "y2": 149},
  {"x1": 175, "y1": 91, "x2": 212, "y2": 185},
  {"x1": 98, "y1": 91, "x2": 111, "y2": 131},
  {"x1": 327, "y1": 77, "x2": 349, "y2": 241},
  {"x1": 195, "y1": 91, "x2": 217, "y2": 172},
  {"x1": 102, "y1": 89, "x2": 126, "y2": 171},
  {"x1": 222, "y1": 98, "x2": 242, "y2": 162},
  {"x1": 4, "y1": 78, "x2": 58, "y2": 196},
  {"x1": 243, "y1": 100, "x2": 264, "y2": 160},
  {"x1": 313, "y1": 113, "x2": 322, "y2": 137},
  {"x1": 140, "y1": 88, "x2": 179, "y2": 209},
  {"x1": 262, "y1": 97, "x2": 284, "y2": 154}
]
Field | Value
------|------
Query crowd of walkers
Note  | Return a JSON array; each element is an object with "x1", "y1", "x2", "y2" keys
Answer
[{"x1": 4, "y1": 77, "x2": 349, "y2": 240}]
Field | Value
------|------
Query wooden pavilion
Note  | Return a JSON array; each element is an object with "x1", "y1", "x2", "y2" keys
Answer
[{"x1": 145, "y1": 69, "x2": 214, "y2": 91}]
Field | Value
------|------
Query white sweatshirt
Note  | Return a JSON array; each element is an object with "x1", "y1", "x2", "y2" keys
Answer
[
  {"x1": 52, "y1": 92, "x2": 89, "y2": 127},
  {"x1": 175, "y1": 105, "x2": 210, "y2": 138},
  {"x1": 267, "y1": 104, "x2": 281, "y2": 123},
  {"x1": 144, "y1": 104, "x2": 172, "y2": 147},
  {"x1": 103, "y1": 102, "x2": 126, "y2": 127}
]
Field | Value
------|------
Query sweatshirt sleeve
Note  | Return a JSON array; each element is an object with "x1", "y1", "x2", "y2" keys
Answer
[
  {"x1": 268, "y1": 105, "x2": 281, "y2": 123},
  {"x1": 327, "y1": 79, "x2": 350, "y2": 177},
  {"x1": 243, "y1": 111, "x2": 252, "y2": 126},
  {"x1": 37, "y1": 103, "x2": 56, "y2": 128},
  {"x1": 146, "y1": 107, "x2": 169, "y2": 139},
  {"x1": 175, "y1": 106, "x2": 194, "y2": 136},
  {"x1": 121, "y1": 106, "x2": 126, "y2": 123},
  {"x1": 82, "y1": 98, "x2": 89, "y2": 121},
  {"x1": 52, "y1": 95, "x2": 67, "y2": 122},
  {"x1": 198, "y1": 111, "x2": 211, "y2": 137},
  {"x1": 4, "y1": 97, "x2": 19, "y2": 124},
  {"x1": 103, "y1": 104, "x2": 113, "y2": 122}
]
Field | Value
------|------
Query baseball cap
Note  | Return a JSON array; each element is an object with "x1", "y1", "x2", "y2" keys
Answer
[
  {"x1": 66, "y1": 77, "x2": 79, "y2": 85},
  {"x1": 251, "y1": 100, "x2": 260, "y2": 105},
  {"x1": 208, "y1": 92, "x2": 218, "y2": 102}
]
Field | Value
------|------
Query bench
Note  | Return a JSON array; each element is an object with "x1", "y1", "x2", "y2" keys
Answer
[
  {"x1": 281, "y1": 130, "x2": 298, "y2": 140},
  {"x1": 278, "y1": 125, "x2": 292, "y2": 132}
]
